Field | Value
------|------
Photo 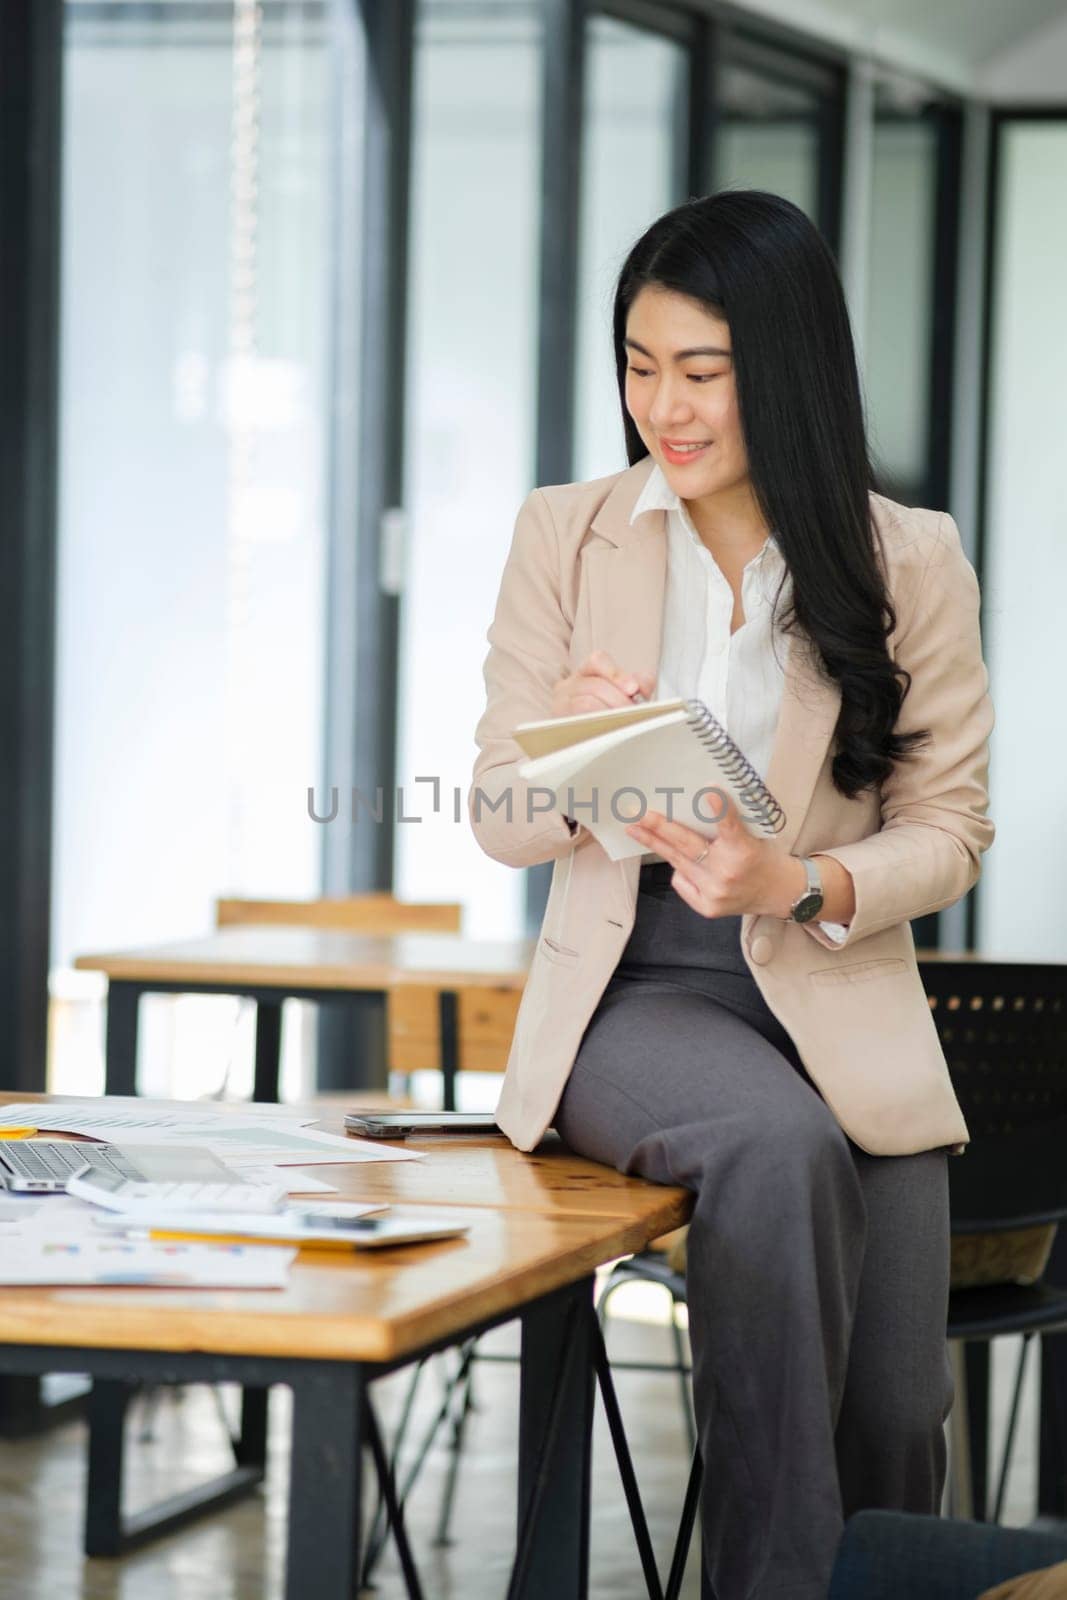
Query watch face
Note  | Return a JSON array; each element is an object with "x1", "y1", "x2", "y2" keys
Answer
[{"x1": 792, "y1": 891, "x2": 824, "y2": 924}]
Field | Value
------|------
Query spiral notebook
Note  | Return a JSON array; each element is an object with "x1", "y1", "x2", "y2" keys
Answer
[{"x1": 514, "y1": 698, "x2": 784, "y2": 862}]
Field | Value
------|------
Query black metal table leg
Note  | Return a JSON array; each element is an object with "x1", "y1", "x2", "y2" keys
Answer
[
  {"x1": 1040, "y1": 1332, "x2": 1067, "y2": 1518},
  {"x1": 235, "y1": 1386, "x2": 269, "y2": 1468},
  {"x1": 243, "y1": 1000, "x2": 277, "y2": 1501},
  {"x1": 85, "y1": 1378, "x2": 132, "y2": 1556},
  {"x1": 965, "y1": 1342, "x2": 990, "y2": 1520},
  {"x1": 286, "y1": 1362, "x2": 364, "y2": 1600},
  {"x1": 0, "y1": 1372, "x2": 87, "y2": 1439},
  {"x1": 439, "y1": 990, "x2": 458, "y2": 1110},
  {"x1": 84, "y1": 1375, "x2": 267, "y2": 1556},
  {"x1": 1039, "y1": 1227, "x2": 1067, "y2": 1516},
  {"x1": 104, "y1": 981, "x2": 141, "y2": 1096},
  {"x1": 253, "y1": 999, "x2": 283, "y2": 1103},
  {"x1": 511, "y1": 1278, "x2": 595, "y2": 1600}
]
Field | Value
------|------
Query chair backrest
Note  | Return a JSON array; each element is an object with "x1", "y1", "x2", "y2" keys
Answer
[
  {"x1": 387, "y1": 984, "x2": 523, "y2": 1076},
  {"x1": 920, "y1": 956, "x2": 1067, "y2": 1233},
  {"x1": 215, "y1": 896, "x2": 462, "y2": 935}
]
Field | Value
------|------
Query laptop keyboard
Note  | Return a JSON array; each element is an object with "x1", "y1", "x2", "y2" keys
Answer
[{"x1": 2, "y1": 1142, "x2": 143, "y2": 1182}]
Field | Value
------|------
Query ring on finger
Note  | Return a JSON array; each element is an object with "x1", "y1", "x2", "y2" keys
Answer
[{"x1": 693, "y1": 844, "x2": 710, "y2": 866}]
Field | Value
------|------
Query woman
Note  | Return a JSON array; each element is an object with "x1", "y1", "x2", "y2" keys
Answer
[{"x1": 470, "y1": 190, "x2": 994, "y2": 1599}]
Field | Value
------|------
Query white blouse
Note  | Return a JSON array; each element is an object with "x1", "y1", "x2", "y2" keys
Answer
[
  {"x1": 631, "y1": 463, "x2": 790, "y2": 778},
  {"x1": 630, "y1": 463, "x2": 846, "y2": 941}
]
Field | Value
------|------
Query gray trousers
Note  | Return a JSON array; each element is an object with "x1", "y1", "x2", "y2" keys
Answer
[{"x1": 555, "y1": 866, "x2": 953, "y2": 1600}]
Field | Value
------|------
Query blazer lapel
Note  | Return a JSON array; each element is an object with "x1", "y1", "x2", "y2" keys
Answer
[
  {"x1": 764, "y1": 636, "x2": 841, "y2": 857},
  {"x1": 585, "y1": 461, "x2": 667, "y2": 917},
  {"x1": 584, "y1": 537, "x2": 666, "y2": 692}
]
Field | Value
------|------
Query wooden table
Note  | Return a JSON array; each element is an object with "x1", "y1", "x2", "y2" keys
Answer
[
  {"x1": 75, "y1": 929, "x2": 534, "y2": 1106},
  {"x1": 74, "y1": 930, "x2": 1036, "y2": 1110},
  {"x1": 0, "y1": 1093, "x2": 691, "y2": 1598}
]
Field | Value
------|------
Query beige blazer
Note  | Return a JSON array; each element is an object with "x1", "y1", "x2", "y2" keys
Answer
[{"x1": 470, "y1": 458, "x2": 995, "y2": 1156}]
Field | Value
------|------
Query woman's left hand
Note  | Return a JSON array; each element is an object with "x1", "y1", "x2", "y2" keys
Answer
[{"x1": 626, "y1": 800, "x2": 805, "y2": 920}]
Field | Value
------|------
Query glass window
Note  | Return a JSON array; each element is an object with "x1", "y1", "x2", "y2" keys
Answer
[
  {"x1": 980, "y1": 121, "x2": 1067, "y2": 956},
  {"x1": 53, "y1": 1, "x2": 338, "y2": 1093},
  {"x1": 574, "y1": 16, "x2": 689, "y2": 482},
  {"x1": 717, "y1": 60, "x2": 822, "y2": 220},
  {"x1": 864, "y1": 82, "x2": 941, "y2": 503},
  {"x1": 393, "y1": 0, "x2": 542, "y2": 940}
]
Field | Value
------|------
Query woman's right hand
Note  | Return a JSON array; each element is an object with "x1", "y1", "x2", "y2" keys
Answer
[{"x1": 550, "y1": 650, "x2": 655, "y2": 718}]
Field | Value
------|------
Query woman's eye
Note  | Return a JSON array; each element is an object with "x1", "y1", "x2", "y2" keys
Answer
[{"x1": 626, "y1": 366, "x2": 723, "y2": 382}]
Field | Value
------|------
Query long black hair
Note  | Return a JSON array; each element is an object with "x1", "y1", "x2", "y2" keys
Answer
[{"x1": 613, "y1": 189, "x2": 925, "y2": 799}]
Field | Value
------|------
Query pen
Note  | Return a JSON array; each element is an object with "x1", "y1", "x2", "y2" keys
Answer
[
  {"x1": 142, "y1": 1228, "x2": 358, "y2": 1251},
  {"x1": 0, "y1": 1128, "x2": 39, "y2": 1140}
]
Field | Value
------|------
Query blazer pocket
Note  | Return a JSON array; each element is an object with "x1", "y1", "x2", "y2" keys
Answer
[
  {"x1": 809, "y1": 958, "x2": 907, "y2": 987},
  {"x1": 539, "y1": 936, "x2": 581, "y2": 967}
]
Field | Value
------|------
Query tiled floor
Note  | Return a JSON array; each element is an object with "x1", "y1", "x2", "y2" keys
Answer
[{"x1": 0, "y1": 1290, "x2": 1042, "y2": 1600}]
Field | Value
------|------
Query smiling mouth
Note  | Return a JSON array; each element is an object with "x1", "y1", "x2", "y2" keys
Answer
[{"x1": 660, "y1": 439, "x2": 712, "y2": 459}]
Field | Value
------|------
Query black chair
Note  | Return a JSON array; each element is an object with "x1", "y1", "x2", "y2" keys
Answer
[
  {"x1": 597, "y1": 1247, "x2": 695, "y2": 1453},
  {"x1": 597, "y1": 955, "x2": 1067, "y2": 1527},
  {"x1": 925, "y1": 955, "x2": 1067, "y2": 1520}
]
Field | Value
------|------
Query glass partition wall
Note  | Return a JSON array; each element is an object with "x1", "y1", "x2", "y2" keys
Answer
[
  {"x1": 52, "y1": 0, "x2": 337, "y2": 1095},
  {"x1": 864, "y1": 76, "x2": 962, "y2": 508},
  {"x1": 979, "y1": 116, "x2": 1067, "y2": 959},
  {"x1": 715, "y1": 32, "x2": 844, "y2": 244},
  {"x1": 574, "y1": 12, "x2": 690, "y2": 482},
  {"x1": 392, "y1": 0, "x2": 543, "y2": 941}
]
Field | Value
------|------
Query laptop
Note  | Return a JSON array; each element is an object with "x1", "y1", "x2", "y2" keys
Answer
[{"x1": 0, "y1": 1141, "x2": 234, "y2": 1195}]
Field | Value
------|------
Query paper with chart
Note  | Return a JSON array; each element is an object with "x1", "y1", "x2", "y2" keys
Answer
[
  {"x1": 0, "y1": 1099, "x2": 319, "y2": 1133},
  {"x1": 0, "y1": 1101, "x2": 422, "y2": 1165},
  {"x1": 0, "y1": 1236, "x2": 296, "y2": 1288},
  {"x1": 0, "y1": 1197, "x2": 295, "y2": 1287}
]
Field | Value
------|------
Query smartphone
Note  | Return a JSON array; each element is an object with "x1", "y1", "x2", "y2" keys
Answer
[{"x1": 344, "y1": 1111, "x2": 501, "y2": 1140}]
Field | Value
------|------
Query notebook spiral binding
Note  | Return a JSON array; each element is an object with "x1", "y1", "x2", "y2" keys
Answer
[{"x1": 683, "y1": 699, "x2": 786, "y2": 835}]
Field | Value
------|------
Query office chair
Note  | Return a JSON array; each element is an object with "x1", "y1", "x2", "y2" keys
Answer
[{"x1": 929, "y1": 956, "x2": 1067, "y2": 1519}]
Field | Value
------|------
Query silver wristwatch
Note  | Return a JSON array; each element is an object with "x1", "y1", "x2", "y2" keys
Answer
[{"x1": 789, "y1": 857, "x2": 824, "y2": 924}]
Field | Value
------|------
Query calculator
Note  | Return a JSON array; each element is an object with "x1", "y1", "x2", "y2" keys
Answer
[{"x1": 66, "y1": 1164, "x2": 287, "y2": 1215}]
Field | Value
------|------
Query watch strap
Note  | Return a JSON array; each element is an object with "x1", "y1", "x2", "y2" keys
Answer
[{"x1": 790, "y1": 856, "x2": 824, "y2": 922}]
